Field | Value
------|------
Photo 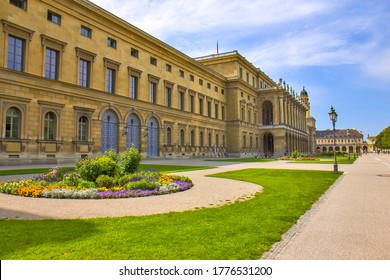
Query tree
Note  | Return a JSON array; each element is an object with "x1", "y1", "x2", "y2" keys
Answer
[{"x1": 376, "y1": 126, "x2": 390, "y2": 149}]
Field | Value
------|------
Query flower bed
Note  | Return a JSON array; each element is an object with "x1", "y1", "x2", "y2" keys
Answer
[
  {"x1": 0, "y1": 147, "x2": 193, "y2": 199},
  {"x1": 0, "y1": 171, "x2": 193, "y2": 199}
]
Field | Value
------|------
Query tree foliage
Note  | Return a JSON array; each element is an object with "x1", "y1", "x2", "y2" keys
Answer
[{"x1": 376, "y1": 126, "x2": 390, "y2": 149}]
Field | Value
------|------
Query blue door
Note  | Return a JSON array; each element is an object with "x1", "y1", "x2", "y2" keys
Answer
[
  {"x1": 147, "y1": 117, "x2": 158, "y2": 157},
  {"x1": 126, "y1": 114, "x2": 140, "y2": 150},
  {"x1": 101, "y1": 110, "x2": 118, "y2": 153}
]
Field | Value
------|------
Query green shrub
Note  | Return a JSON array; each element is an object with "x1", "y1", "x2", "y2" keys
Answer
[
  {"x1": 104, "y1": 149, "x2": 119, "y2": 163},
  {"x1": 76, "y1": 155, "x2": 119, "y2": 182},
  {"x1": 96, "y1": 175, "x2": 115, "y2": 188},
  {"x1": 117, "y1": 174, "x2": 137, "y2": 186},
  {"x1": 78, "y1": 179, "x2": 96, "y2": 189},
  {"x1": 62, "y1": 172, "x2": 80, "y2": 187},
  {"x1": 124, "y1": 179, "x2": 156, "y2": 190},
  {"x1": 95, "y1": 156, "x2": 119, "y2": 177},
  {"x1": 75, "y1": 158, "x2": 98, "y2": 182},
  {"x1": 291, "y1": 150, "x2": 308, "y2": 159},
  {"x1": 119, "y1": 145, "x2": 143, "y2": 175}
]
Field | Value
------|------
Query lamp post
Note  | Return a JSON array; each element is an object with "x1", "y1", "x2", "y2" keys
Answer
[
  {"x1": 347, "y1": 129, "x2": 351, "y2": 163},
  {"x1": 329, "y1": 106, "x2": 338, "y2": 173}
]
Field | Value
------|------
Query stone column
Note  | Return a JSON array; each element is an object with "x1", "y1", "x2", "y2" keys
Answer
[{"x1": 274, "y1": 95, "x2": 280, "y2": 125}]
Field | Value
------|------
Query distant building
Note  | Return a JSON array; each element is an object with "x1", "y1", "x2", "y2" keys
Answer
[
  {"x1": 367, "y1": 135, "x2": 376, "y2": 153},
  {"x1": 315, "y1": 129, "x2": 366, "y2": 154}
]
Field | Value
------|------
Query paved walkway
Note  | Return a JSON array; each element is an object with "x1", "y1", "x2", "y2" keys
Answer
[{"x1": 263, "y1": 153, "x2": 390, "y2": 260}]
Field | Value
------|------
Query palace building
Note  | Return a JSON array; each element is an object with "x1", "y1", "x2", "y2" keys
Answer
[
  {"x1": 0, "y1": 0, "x2": 316, "y2": 165},
  {"x1": 315, "y1": 129, "x2": 366, "y2": 154}
]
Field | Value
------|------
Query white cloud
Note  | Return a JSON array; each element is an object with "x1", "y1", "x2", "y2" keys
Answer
[
  {"x1": 89, "y1": 0, "x2": 390, "y2": 84},
  {"x1": 90, "y1": 0, "x2": 335, "y2": 38}
]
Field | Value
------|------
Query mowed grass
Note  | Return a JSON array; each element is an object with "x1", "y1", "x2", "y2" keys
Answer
[
  {"x1": 0, "y1": 164, "x2": 213, "y2": 176},
  {"x1": 290, "y1": 155, "x2": 358, "y2": 164},
  {"x1": 0, "y1": 169, "x2": 340, "y2": 260},
  {"x1": 207, "y1": 158, "x2": 275, "y2": 163}
]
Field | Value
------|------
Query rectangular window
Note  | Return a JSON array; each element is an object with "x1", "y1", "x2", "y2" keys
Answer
[
  {"x1": 189, "y1": 95, "x2": 194, "y2": 113},
  {"x1": 79, "y1": 59, "x2": 90, "y2": 87},
  {"x1": 150, "y1": 57, "x2": 157, "y2": 66},
  {"x1": 107, "y1": 37, "x2": 116, "y2": 48},
  {"x1": 214, "y1": 86, "x2": 218, "y2": 92},
  {"x1": 222, "y1": 106, "x2": 225, "y2": 120},
  {"x1": 199, "y1": 98, "x2": 203, "y2": 115},
  {"x1": 215, "y1": 104, "x2": 219, "y2": 119},
  {"x1": 78, "y1": 117, "x2": 88, "y2": 141},
  {"x1": 199, "y1": 79, "x2": 203, "y2": 86},
  {"x1": 189, "y1": 74, "x2": 194, "y2": 82},
  {"x1": 179, "y1": 92, "x2": 185, "y2": 111},
  {"x1": 7, "y1": 35, "x2": 25, "y2": 72},
  {"x1": 5, "y1": 108, "x2": 20, "y2": 138},
  {"x1": 179, "y1": 70, "x2": 184, "y2": 77},
  {"x1": 48, "y1": 10, "x2": 61, "y2": 25},
  {"x1": 130, "y1": 75, "x2": 138, "y2": 99},
  {"x1": 165, "y1": 87, "x2": 172, "y2": 107},
  {"x1": 10, "y1": 0, "x2": 26, "y2": 9},
  {"x1": 45, "y1": 48, "x2": 59, "y2": 80},
  {"x1": 131, "y1": 48, "x2": 139, "y2": 58},
  {"x1": 80, "y1": 26, "x2": 92, "y2": 38},
  {"x1": 166, "y1": 64, "x2": 172, "y2": 72},
  {"x1": 149, "y1": 82, "x2": 157, "y2": 103},
  {"x1": 106, "y1": 68, "x2": 116, "y2": 93},
  {"x1": 207, "y1": 83, "x2": 211, "y2": 89},
  {"x1": 207, "y1": 101, "x2": 211, "y2": 117}
]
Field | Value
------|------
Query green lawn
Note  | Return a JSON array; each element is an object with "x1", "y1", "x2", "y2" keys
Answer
[
  {"x1": 139, "y1": 164, "x2": 214, "y2": 173},
  {"x1": 290, "y1": 155, "x2": 358, "y2": 164},
  {"x1": 207, "y1": 158, "x2": 275, "y2": 162},
  {"x1": 0, "y1": 169, "x2": 341, "y2": 260},
  {"x1": 0, "y1": 164, "x2": 213, "y2": 176}
]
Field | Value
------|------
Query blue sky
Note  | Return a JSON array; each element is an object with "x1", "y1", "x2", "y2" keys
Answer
[{"x1": 90, "y1": 0, "x2": 389, "y2": 138}]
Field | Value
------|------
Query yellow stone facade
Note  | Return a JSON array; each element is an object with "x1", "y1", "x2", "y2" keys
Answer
[
  {"x1": 0, "y1": 0, "x2": 315, "y2": 165},
  {"x1": 315, "y1": 129, "x2": 366, "y2": 154}
]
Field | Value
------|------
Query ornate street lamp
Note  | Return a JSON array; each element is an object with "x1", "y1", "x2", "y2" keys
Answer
[
  {"x1": 347, "y1": 129, "x2": 351, "y2": 163},
  {"x1": 329, "y1": 106, "x2": 338, "y2": 173}
]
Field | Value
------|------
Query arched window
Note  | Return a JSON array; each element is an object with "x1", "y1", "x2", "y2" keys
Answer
[
  {"x1": 180, "y1": 129, "x2": 185, "y2": 146},
  {"x1": 208, "y1": 133, "x2": 212, "y2": 147},
  {"x1": 44, "y1": 112, "x2": 56, "y2": 140},
  {"x1": 190, "y1": 130, "x2": 195, "y2": 147},
  {"x1": 78, "y1": 116, "x2": 88, "y2": 141},
  {"x1": 215, "y1": 134, "x2": 219, "y2": 147},
  {"x1": 222, "y1": 135, "x2": 226, "y2": 147},
  {"x1": 5, "y1": 107, "x2": 21, "y2": 138},
  {"x1": 262, "y1": 101, "x2": 273, "y2": 125},
  {"x1": 166, "y1": 127, "x2": 172, "y2": 146},
  {"x1": 199, "y1": 131, "x2": 204, "y2": 147}
]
